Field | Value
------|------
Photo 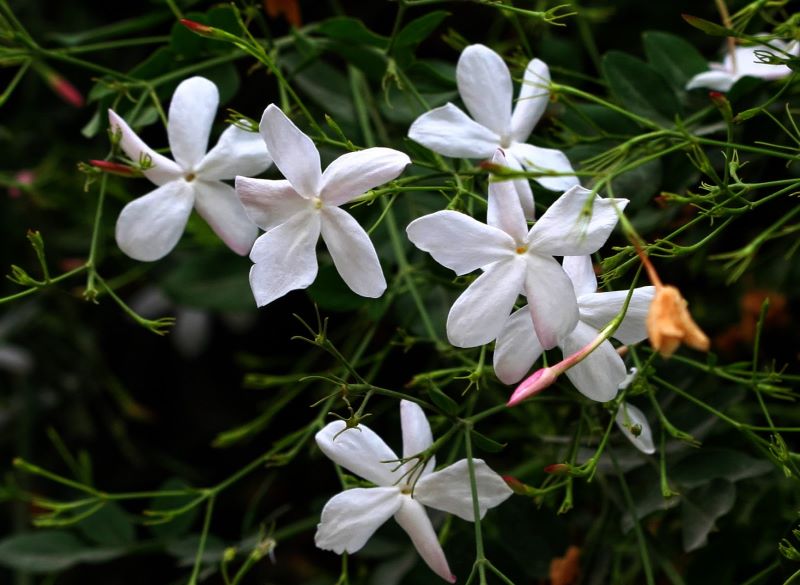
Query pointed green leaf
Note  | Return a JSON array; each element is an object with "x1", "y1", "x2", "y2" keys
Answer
[
  {"x1": 471, "y1": 429, "x2": 506, "y2": 453},
  {"x1": 427, "y1": 384, "x2": 459, "y2": 416},
  {"x1": 643, "y1": 31, "x2": 709, "y2": 90}
]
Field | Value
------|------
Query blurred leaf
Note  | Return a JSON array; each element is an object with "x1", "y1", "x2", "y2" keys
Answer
[
  {"x1": 128, "y1": 46, "x2": 177, "y2": 80},
  {"x1": 395, "y1": 11, "x2": 449, "y2": 50},
  {"x1": 0, "y1": 531, "x2": 125, "y2": 572},
  {"x1": 681, "y1": 479, "x2": 736, "y2": 551},
  {"x1": 47, "y1": 12, "x2": 171, "y2": 45},
  {"x1": 170, "y1": 11, "x2": 207, "y2": 58},
  {"x1": 307, "y1": 262, "x2": 365, "y2": 312},
  {"x1": 471, "y1": 429, "x2": 506, "y2": 452},
  {"x1": 681, "y1": 14, "x2": 735, "y2": 37},
  {"x1": 207, "y1": 5, "x2": 239, "y2": 34},
  {"x1": 427, "y1": 384, "x2": 459, "y2": 416},
  {"x1": 166, "y1": 533, "x2": 226, "y2": 566},
  {"x1": 147, "y1": 479, "x2": 198, "y2": 539},
  {"x1": 643, "y1": 31, "x2": 708, "y2": 91},
  {"x1": 671, "y1": 449, "x2": 772, "y2": 489},
  {"x1": 199, "y1": 62, "x2": 240, "y2": 104},
  {"x1": 76, "y1": 502, "x2": 135, "y2": 547},
  {"x1": 284, "y1": 52, "x2": 355, "y2": 123},
  {"x1": 160, "y1": 252, "x2": 254, "y2": 312},
  {"x1": 316, "y1": 17, "x2": 389, "y2": 48}
]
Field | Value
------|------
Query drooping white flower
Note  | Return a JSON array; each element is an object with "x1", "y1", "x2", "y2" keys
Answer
[
  {"x1": 495, "y1": 255, "x2": 654, "y2": 402},
  {"x1": 613, "y1": 369, "x2": 655, "y2": 454},
  {"x1": 407, "y1": 154, "x2": 627, "y2": 350},
  {"x1": 109, "y1": 76, "x2": 272, "y2": 261},
  {"x1": 315, "y1": 400, "x2": 512, "y2": 582},
  {"x1": 686, "y1": 38, "x2": 799, "y2": 92},
  {"x1": 236, "y1": 104, "x2": 410, "y2": 307},
  {"x1": 408, "y1": 44, "x2": 578, "y2": 218}
]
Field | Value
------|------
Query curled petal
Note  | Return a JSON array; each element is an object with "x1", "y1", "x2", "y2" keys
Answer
[
  {"x1": 315, "y1": 487, "x2": 402, "y2": 554},
  {"x1": 193, "y1": 180, "x2": 258, "y2": 256},
  {"x1": 197, "y1": 125, "x2": 271, "y2": 181},
  {"x1": 115, "y1": 180, "x2": 194, "y2": 261},
  {"x1": 248, "y1": 210, "x2": 321, "y2": 306},
  {"x1": 108, "y1": 110, "x2": 181, "y2": 186},
  {"x1": 315, "y1": 420, "x2": 401, "y2": 487},
  {"x1": 685, "y1": 70, "x2": 736, "y2": 92},
  {"x1": 487, "y1": 150, "x2": 528, "y2": 242},
  {"x1": 406, "y1": 211, "x2": 514, "y2": 275},
  {"x1": 415, "y1": 459, "x2": 512, "y2": 521},
  {"x1": 503, "y1": 150, "x2": 536, "y2": 220},
  {"x1": 235, "y1": 177, "x2": 309, "y2": 231},
  {"x1": 579, "y1": 286, "x2": 656, "y2": 345},
  {"x1": 400, "y1": 400, "x2": 435, "y2": 479},
  {"x1": 321, "y1": 148, "x2": 410, "y2": 207},
  {"x1": 511, "y1": 58, "x2": 551, "y2": 143},
  {"x1": 260, "y1": 104, "x2": 322, "y2": 197},
  {"x1": 506, "y1": 142, "x2": 579, "y2": 192},
  {"x1": 562, "y1": 255, "x2": 597, "y2": 297},
  {"x1": 408, "y1": 103, "x2": 499, "y2": 159},
  {"x1": 457, "y1": 44, "x2": 512, "y2": 137},
  {"x1": 447, "y1": 257, "x2": 526, "y2": 347},
  {"x1": 493, "y1": 306, "x2": 544, "y2": 385},
  {"x1": 394, "y1": 498, "x2": 455, "y2": 583},
  {"x1": 523, "y1": 254, "x2": 579, "y2": 350},
  {"x1": 615, "y1": 402, "x2": 656, "y2": 454},
  {"x1": 168, "y1": 76, "x2": 218, "y2": 169},
  {"x1": 562, "y1": 321, "x2": 626, "y2": 402}
]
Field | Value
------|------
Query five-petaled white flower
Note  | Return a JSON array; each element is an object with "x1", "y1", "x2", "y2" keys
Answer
[
  {"x1": 109, "y1": 76, "x2": 271, "y2": 261},
  {"x1": 686, "y1": 38, "x2": 799, "y2": 92},
  {"x1": 315, "y1": 400, "x2": 512, "y2": 582},
  {"x1": 408, "y1": 44, "x2": 578, "y2": 218},
  {"x1": 494, "y1": 255, "x2": 653, "y2": 402},
  {"x1": 407, "y1": 151, "x2": 627, "y2": 350},
  {"x1": 236, "y1": 104, "x2": 410, "y2": 307}
]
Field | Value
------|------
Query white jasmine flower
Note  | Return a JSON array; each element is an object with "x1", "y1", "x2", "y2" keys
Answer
[
  {"x1": 236, "y1": 104, "x2": 410, "y2": 307},
  {"x1": 109, "y1": 76, "x2": 272, "y2": 261},
  {"x1": 686, "y1": 38, "x2": 799, "y2": 92},
  {"x1": 408, "y1": 44, "x2": 578, "y2": 218},
  {"x1": 407, "y1": 154, "x2": 626, "y2": 349},
  {"x1": 315, "y1": 400, "x2": 512, "y2": 582},
  {"x1": 495, "y1": 255, "x2": 654, "y2": 402}
]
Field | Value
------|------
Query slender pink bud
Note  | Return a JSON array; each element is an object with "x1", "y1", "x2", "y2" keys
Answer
[
  {"x1": 543, "y1": 463, "x2": 570, "y2": 475},
  {"x1": 507, "y1": 367, "x2": 558, "y2": 406},
  {"x1": 180, "y1": 19, "x2": 227, "y2": 40},
  {"x1": 36, "y1": 64, "x2": 84, "y2": 107},
  {"x1": 502, "y1": 475, "x2": 528, "y2": 495},
  {"x1": 89, "y1": 160, "x2": 137, "y2": 177},
  {"x1": 8, "y1": 170, "x2": 35, "y2": 198}
]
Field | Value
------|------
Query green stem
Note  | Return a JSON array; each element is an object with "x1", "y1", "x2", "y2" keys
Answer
[{"x1": 187, "y1": 495, "x2": 215, "y2": 585}]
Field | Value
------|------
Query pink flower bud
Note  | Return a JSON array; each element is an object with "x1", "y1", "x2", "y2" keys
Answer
[
  {"x1": 507, "y1": 367, "x2": 558, "y2": 406},
  {"x1": 89, "y1": 160, "x2": 137, "y2": 177}
]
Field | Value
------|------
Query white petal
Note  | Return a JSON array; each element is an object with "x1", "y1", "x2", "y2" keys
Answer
[
  {"x1": 315, "y1": 420, "x2": 401, "y2": 487},
  {"x1": 320, "y1": 206, "x2": 386, "y2": 298},
  {"x1": 447, "y1": 257, "x2": 525, "y2": 347},
  {"x1": 248, "y1": 210, "x2": 321, "y2": 306},
  {"x1": 260, "y1": 104, "x2": 321, "y2": 197},
  {"x1": 562, "y1": 255, "x2": 597, "y2": 297},
  {"x1": 407, "y1": 211, "x2": 514, "y2": 275},
  {"x1": 235, "y1": 176, "x2": 309, "y2": 231},
  {"x1": 197, "y1": 125, "x2": 272, "y2": 181},
  {"x1": 528, "y1": 186, "x2": 628, "y2": 256},
  {"x1": 108, "y1": 110, "x2": 181, "y2": 186},
  {"x1": 562, "y1": 321, "x2": 626, "y2": 402},
  {"x1": 315, "y1": 487, "x2": 402, "y2": 553},
  {"x1": 523, "y1": 254, "x2": 579, "y2": 350},
  {"x1": 415, "y1": 459, "x2": 512, "y2": 521},
  {"x1": 504, "y1": 150, "x2": 536, "y2": 220},
  {"x1": 507, "y1": 142, "x2": 579, "y2": 192},
  {"x1": 457, "y1": 44, "x2": 512, "y2": 137},
  {"x1": 408, "y1": 103, "x2": 499, "y2": 159},
  {"x1": 487, "y1": 150, "x2": 528, "y2": 242},
  {"x1": 115, "y1": 180, "x2": 194, "y2": 261},
  {"x1": 511, "y1": 58, "x2": 551, "y2": 143},
  {"x1": 400, "y1": 400, "x2": 435, "y2": 479},
  {"x1": 193, "y1": 180, "x2": 258, "y2": 256},
  {"x1": 167, "y1": 76, "x2": 218, "y2": 169},
  {"x1": 685, "y1": 70, "x2": 735, "y2": 92},
  {"x1": 394, "y1": 498, "x2": 455, "y2": 583},
  {"x1": 493, "y1": 306, "x2": 544, "y2": 385},
  {"x1": 578, "y1": 286, "x2": 655, "y2": 345},
  {"x1": 321, "y1": 148, "x2": 411, "y2": 207},
  {"x1": 615, "y1": 402, "x2": 656, "y2": 454}
]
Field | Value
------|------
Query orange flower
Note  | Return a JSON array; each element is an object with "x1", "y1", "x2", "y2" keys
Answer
[
  {"x1": 263, "y1": 0, "x2": 301, "y2": 27},
  {"x1": 549, "y1": 546, "x2": 581, "y2": 585}
]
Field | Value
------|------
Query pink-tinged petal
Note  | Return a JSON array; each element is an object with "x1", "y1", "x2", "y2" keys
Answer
[
  {"x1": 248, "y1": 210, "x2": 321, "y2": 306},
  {"x1": 400, "y1": 400, "x2": 435, "y2": 480},
  {"x1": 487, "y1": 150, "x2": 528, "y2": 242},
  {"x1": 510, "y1": 58, "x2": 551, "y2": 142},
  {"x1": 320, "y1": 206, "x2": 386, "y2": 298},
  {"x1": 615, "y1": 402, "x2": 656, "y2": 454},
  {"x1": 528, "y1": 186, "x2": 628, "y2": 256},
  {"x1": 394, "y1": 498, "x2": 455, "y2": 583},
  {"x1": 493, "y1": 306, "x2": 544, "y2": 385},
  {"x1": 562, "y1": 255, "x2": 597, "y2": 297},
  {"x1": 260, "y1": 104, "x2": 321, "y2": 197},
  {"x1": 447, "y1": 257, "x2": 526, "y2": 347},
  {"x1": 197, "y1": 125, "x2": 271, "y2": 181},
  {"x1": 685, "y1": 70, "x2": 735, "y2": 92},
  {"x1": 235, "y1": 176, "x2": 309, "y2": 231},
  {"x1": 407, "y1": 211, "x2": 515, "y2": 275},
  {"x1": 315, "y1": 420, "x2": 401, "y2": 487},
  {"x1": 321, "y1": 148, "x2": 411, "y2": 207},
  {"x1": 506, "y1": 142, "x2": 579, "y2": 192},
  {"x1": 504, "y1": 150, "x2": 536, "y2": 220},
  {"x1": 167, "y1": 76, "x2": 218, "y2": 169},
  {"x1": 457, "y1": 44, "x2": 512, "y2": 137},
  {"x1": 408, "y1": 103, "x2": 499, "y2": 159},
  {"x1": 523, "y1": 254, "x2": 578, "y2": 350},
  {"x1": 578, "y1": 286, "x2": 655, "y2": 345},
  {"x1": 193, "y1": 180, "x2": 258, "y2": 256},
  {"x1": 315, "y1": 487, "x2": 402, "y2": 554},
  {"x1": 108, "y1": 110, "x2": 181, "y2": 186},
  {"x1": 414, "y1": 459, "x2": 512, "y2": 521},
  {"x1": 562, "y1": 321, "x2": 626, "y2": 402},
  {"x1": 115, "y1": 180, "x2": 194, "y2": 261}
]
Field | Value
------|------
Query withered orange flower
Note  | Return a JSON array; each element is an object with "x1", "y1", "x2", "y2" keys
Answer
[
  {"x1": 549, "y1": 545, "x2": 581, "y2": 585},
  {"x1": 264, "y1": 0, "x2": 301, "y2": 27}
]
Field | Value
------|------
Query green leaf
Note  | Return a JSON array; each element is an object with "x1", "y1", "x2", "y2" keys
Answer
[
  {"x1": 643, "y1": 31, "x2": 708, "y2": 91},
  {"x1": 76, "y1": 502, "x2": 135, "y2": 547},
  {"x1": 160, "y1": 251, "x2": 255, "y2": 312},
  {"x1": 147, "y1": 479, "x2": 199, "y2": 539},
  {"x1": 427, "y1": 384, "x2": 459, "y2": 416},
  {"x1": 681, "y1": 479, "x2": 736, "y2": 551},
  {"x1": 671, "y1": 449, "x2": 772, "y2": 489},
  {"x1": 307, "y1": 262, "x2": 366, "y2": 312},
  {"x1": 0, "y1": 531, "x2": 125, "y2": 573},
  {"x1": 471, "y1": 430, "x2": 506, "y2": 453},
  {"x1": 316, "y1": 17, "x2": 389, "y2": 48},
  {"x1": 199, "y1": 62, "x2": 240, "y2": 104},
  {"x1": 394, "y1": 11, "x2": 450, "y2": 50},
  {"x1": 681, "y1": 14, "x2": 736, "y2": 37},
  {"x1": 602, "y1": 51, "x2": 681, "y2": 126}
]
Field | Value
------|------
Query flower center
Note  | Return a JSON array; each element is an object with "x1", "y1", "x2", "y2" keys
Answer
[
  {"x1": 184, "y1": 172, "x2": 196, "y2": 182},
  {"x1": 312, "y1": 196, "x2": 323, "y2": 210},
  {"x1": 400, "y1": 486, "x2": 412, "y2": 495},
  {"x1": 515, "y1": 245, "x2": 528, "y2": 254},
  {"x1": 499, "y1": 134, "x2": 512, "y2": 149}
]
